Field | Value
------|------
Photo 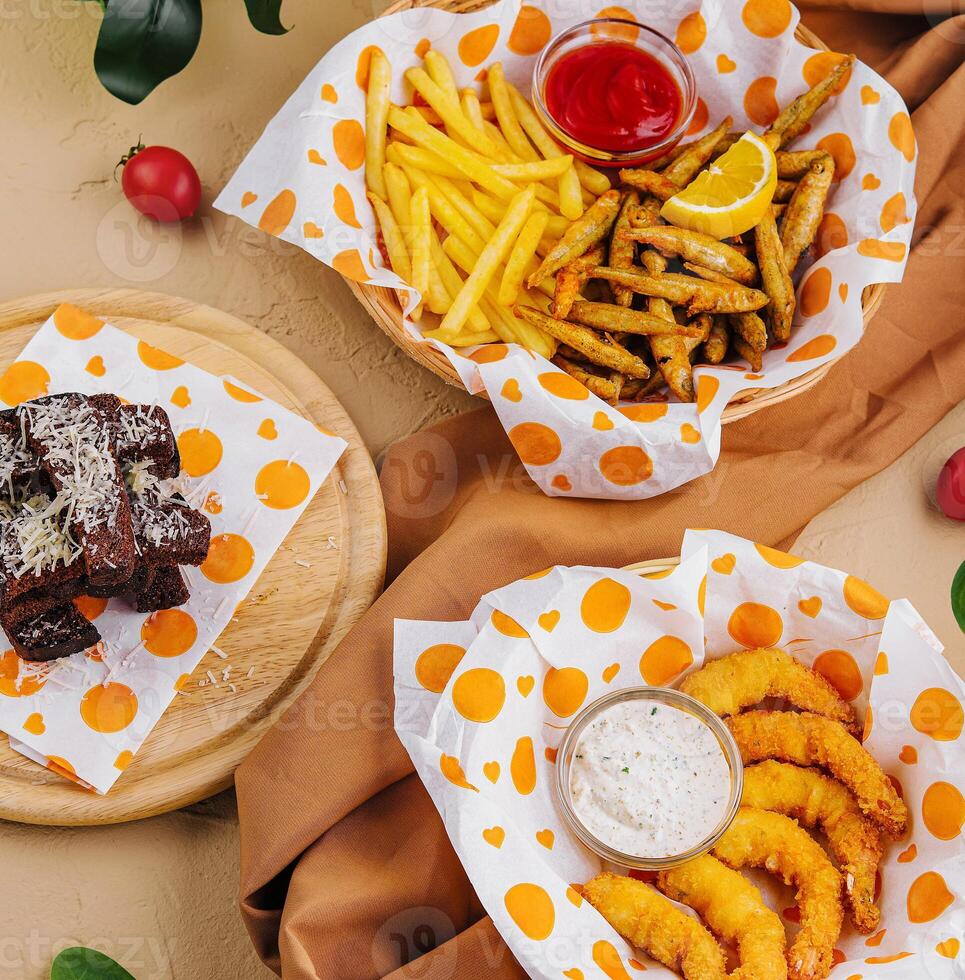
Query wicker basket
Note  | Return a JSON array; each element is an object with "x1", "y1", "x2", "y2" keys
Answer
[{"x1": 345, "y1": 0, "x2": 887, "y2": 423}]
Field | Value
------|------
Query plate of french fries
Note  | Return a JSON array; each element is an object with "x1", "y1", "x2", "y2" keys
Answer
[{"x1": 215, "y1": 0, "x2": 917, "y2": 500}]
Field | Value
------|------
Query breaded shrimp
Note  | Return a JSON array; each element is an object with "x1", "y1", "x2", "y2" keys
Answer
[
  {"x1": 679, "y1": 648, "x2": 859, "y2": 734},
  {"x1": 713, "y1": 807, "x2": 844, "y2": 980},
  {"x1": 658, "y1": 854, "x2": 788, "y2": 980},
  {"x1": 583, "y1": 872, "x2": 727, "y2": 979},
  {"x1": 743, "y1": 761, "x2": 883, "y2": 933},
  {"x1": 727, "y1": 711, "x2": 908, "y2": 839}
]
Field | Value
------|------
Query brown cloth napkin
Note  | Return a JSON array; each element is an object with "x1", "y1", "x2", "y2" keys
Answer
[{"x1": 235, "y1": 5, "x2": 965, "y2": 977}]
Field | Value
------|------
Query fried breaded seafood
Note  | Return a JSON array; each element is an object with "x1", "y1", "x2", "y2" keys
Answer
[
  {"x1": 679, "y1": 648, "x2": 859, "y2": 734},
  {"x1": 583, "y1": 872, "x2": 726, "y2": 979},
  {"x1": 743, "y1": 761, "x2": 883, "y2": 933},
  {"x1": 658, "y1": 854, "x2": 788, "y2": 980},
  {"x1": 713, "y1": 807, "x2": 843, "y2": 980},
  {"x1": 728, "y1": 711, "x2": 908, "y2": 839}
]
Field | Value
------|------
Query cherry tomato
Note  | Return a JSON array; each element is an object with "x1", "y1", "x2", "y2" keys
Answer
[
  {"x1": 118, "y1": 143, "x2": 201, "y2": 223},
  {"x1": 936, "y1": 447, "x2": 965, "y2": 521}
]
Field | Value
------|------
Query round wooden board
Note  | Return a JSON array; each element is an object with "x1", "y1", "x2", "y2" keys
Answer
[{"x1": 0, "y1": 288, "x2": 386, "y2": 825}]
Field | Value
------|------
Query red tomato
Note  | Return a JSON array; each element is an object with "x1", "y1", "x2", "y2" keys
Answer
[
  {"x1": 936, "y1": 447, "x2": 965, "y2": 521},
  {"x1": 120, "y1": 144, "x2": 201, "y2": 223}
]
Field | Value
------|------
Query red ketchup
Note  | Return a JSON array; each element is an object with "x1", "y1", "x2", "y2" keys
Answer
[{"x1": 544, "y1": 41, "x2": 683, "y2": 160}]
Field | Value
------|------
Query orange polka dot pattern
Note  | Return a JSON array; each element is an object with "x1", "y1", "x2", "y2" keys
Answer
[
  {"x1": 0, "y1": 307, "x2": 348, "y2": 794},
  {"x1": 395, "y1": 527, "x2": 964, "y2": 980},
  {"x1": 213, "y1": 0, "x2": 915, "y2": 503}
]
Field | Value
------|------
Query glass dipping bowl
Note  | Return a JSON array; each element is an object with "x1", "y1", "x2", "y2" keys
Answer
[
  {"x1": 531, "y1": 18, "x2": 698, "y2": 168},
  {"x1": 555, "y1": 686, "x2": 743, "y2": 870}
]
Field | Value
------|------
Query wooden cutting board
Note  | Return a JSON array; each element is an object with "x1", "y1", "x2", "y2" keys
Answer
[{"x1": 0, "y1": 288, "x2": 386, "y2": 825}]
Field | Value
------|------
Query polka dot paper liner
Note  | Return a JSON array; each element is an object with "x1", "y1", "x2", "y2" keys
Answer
[
  {"x1": 0, "y1": 305, "x2": 347, "y2": 794},
  {"x1": 215, "y1": 0, "x2": 917, "y2": 500},
  {"x1": 394, "y1": 529, "x2": 964, "y2": 979}
]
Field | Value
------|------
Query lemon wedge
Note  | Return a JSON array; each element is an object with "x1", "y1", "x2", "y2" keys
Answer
[{"x1": 660, "y1": 132, "x2": 777, "y2": 239}]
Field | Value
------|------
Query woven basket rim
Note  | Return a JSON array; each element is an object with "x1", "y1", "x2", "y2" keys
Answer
[{"x1": 344, "y1": 1, "x2": 888, "y2": 423}]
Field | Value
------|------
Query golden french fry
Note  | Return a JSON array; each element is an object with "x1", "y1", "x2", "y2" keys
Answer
[
  {"x1": 429, "y1": 234, "x2": 490, "y2": 333},
  {"x1": 408, "y1": 186, "x2": 431, "y2": 319},
  {"x1": 387, "y1": 142, "x2": 464, "y2": 179},
  {"x1": 401, "y1": 164, "x2": 488, "y2": 254},
  {"x1": 367, "y1": 191, "x2": 411, "y2": 284},
  {"x1": 441, "y1": 185, "x2": 536, "y2": 333},
  {"x1": 424, "y1": 326, "x2": 500, "y2": 346},
  {"x1": 432, "y1": 175, "x2": 496, "y2": 241},
  {"x1": 573, "y1": 158, "x2": 612, "y2": 196},
  {"x1": 364, "y1": 49, "x2": 392, "y2": 199},
  {"x1": 423, "y1": 48, "x2": 459, "y2": 101},
  {"x1": 404, "y1": 67, "x2": 502, "y2": 158},
  {"x1": 504, "y1": 82, "x2": 583, "y2": 219},
  {"x1": 383, "y1": 163, "x2": 412, "y2": 232},
  {"x1": 492, "y1": 157, "x2": 575, "y2": 181},
  {"x1": 488, "y1": 62, "x2": 539, "y2": 162},
  {"x1": 498, "y1": 210, "x2": 548, "y2": 305},
  {"x1": 387, "y1": 106, "x2": 519, "y2": 200}
]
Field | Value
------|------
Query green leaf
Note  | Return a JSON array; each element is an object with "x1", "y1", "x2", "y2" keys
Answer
[
  {"x1": 952, "y1": 561, "x2": 965, "y2": 633},
  {"x1": 243, "y1": 0, "x2": 290, "y2": 35},
  {"x1": 51, "y1": 947, "x2": 134, "y2": 980},
  {"x1": 93, "y1": 0, "x2": 202, "y2": 105}
]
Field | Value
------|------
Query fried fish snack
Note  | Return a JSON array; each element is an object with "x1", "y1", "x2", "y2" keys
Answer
[
  {"x1": 701, "y1": 316, "x2": 730, "y2": 363},
  {"x1": 589, "y1": 267, "x2": 769, "y2": 315},
  {"x1": 584, "y1": 872, "x2": 727, "y2": 980},
  {"x1": 527, "y1": 189, "x2": 623, "y2": 287},
  {"x1": 781, "y1": 154, "x2": 835, "y2": 272},
  {"x1": 764, "y1": 55, "x2": 856, "y2": 151},
  {"x1": 754, "y1": 206, "x2": 796, "y2": 340},
  {"x1": 742, "y1": 761, "x2": 884, "y2": 933},
  {"x1": 662, "y1": 116, "x2": 733, "y2": 187},
  {"x1": 776, "y1": 149, "x2": 829, "y2": 180},
  {"x1": 658, "y1": 854, "x2": 788, "y2": 980},
  {"x1": 729, "y1": 311, "x2": 769, "y2": 353},
  {"x1": 513, "y1": 305, "x2": 651, "y2": 378},
  {"x1": 629, "y1": 226, "x2": 759, "y2": 285},
  {"x1": 551, "y1": 244, "x2": 606, "y2": 318},
  {"x1": 609, "y1": 188, "x2": 641, "y2": 307},
  {"x1": 618, "y1": 168, "x2": 679, "y2": 202},
  {"x1": 641, "y1": 249, "x2": 696, "y2": 402},
  {"x1": 679, "y1": 647, "x2": 859, "y2": 733},
  {"x1": 713, "y1": 807, "x2": 844, "y2": 980},
  {"x1": 553, "y1": 354, "x2": 622, "y2": 404},
  {"x1": 569, "y1": 301, "x2": 707, "y2": 338},
  {"x1": 727, "y1": 710, "x2": 909, "y2": 839},
  {"x1": 732, "y1": 334, "x2": 763, "y2": 371}
]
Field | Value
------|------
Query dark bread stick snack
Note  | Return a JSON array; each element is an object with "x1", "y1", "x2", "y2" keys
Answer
[
  {"x1": 18, "y1": 394, "x2": 136, "y2": 586},
  {"x1": 127, "y1": 564, "x2": 189, "y2": 613},
  {"x1": 129, "y1": 490, "x2": 210, "y2": 566},
  {"x1": 93, "y1": 398, "x2": 180, "y2": 479},
  {"x1": 2, "y1": 601, "x2": 100, "y2": 662}
]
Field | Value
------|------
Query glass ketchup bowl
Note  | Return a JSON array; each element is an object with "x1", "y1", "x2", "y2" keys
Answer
[{"x1": 532, "y1": 18, "x2": 697, "y2": 168}]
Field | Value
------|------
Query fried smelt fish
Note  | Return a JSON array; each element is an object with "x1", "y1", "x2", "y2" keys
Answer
[
  {"x1": 713, "y1": 807, "x2": 844, "y2": 980},
  {"x1": 569, "y1": 302, "x2": 706, "y2": 338},
  {"x1": 589, "y1": 268, "x2": 769, "y2": 314},
  {"x1": 642, "y1": 249, "x2": 695, "y2": 403},
  {"x1": 609, "y1": 189, "x2": 640, "y2": 307},
  {"x1": 781, "y1": 154, "x2": 835, "y2": 273},
  {"x1": 663, "y1": 117, "x2": 733, "y2": 187},
  {"x1": 764, "y1": 55, "x2": 856, "y2": 150},
  {"x1": 728, "y1": 711, "x2": 909, "y2": 839},
  {"x1": 743, "y1": 761, "x2": 883, "y2": 933},
  {"x1": 680, "y1": 647, "x2": 859, "y2": 733},
  {"x1": 527, "y1": 189, "x2": 622, "y2": 287},
  {"x1": 754, "y1": 206, "x2": 795, "y2": 341},
  {"x1": 584, "y1": 872, "x2": 727, "y2": 980},
  {"x1": 629, "y1": 227, "x2": 759, "y2": 285},
  {"x1": 552, "y1": 244, "x2": 606, "y2": 318},
  {"x1": 619, "y1": 169, "x2": 679, "y2": 202},
  {"x1": 702, "y1": 316, "x2": 730, "y2": 363},
  {"x1": 658, "y1": 854, "x2": 788, "y2": 980},
  {"x1": 514, "y1": 305, "x2": 651, "y2": 378},
  {"x1": 554, "y1": 354, "x2": 622, "y2": 404}
]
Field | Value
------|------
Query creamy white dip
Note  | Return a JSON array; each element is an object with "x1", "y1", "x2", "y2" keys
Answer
[{"x1": 568, "y1": 699, "x2": 731, "y2": 857}]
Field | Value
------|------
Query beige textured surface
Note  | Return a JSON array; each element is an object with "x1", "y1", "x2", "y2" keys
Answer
[
  {"x1": 0, "y1": 4, "x2": 961, "y2": 980},
  {"x1": 0, "y1": 0, "x2": 473, "y2": 462}
]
